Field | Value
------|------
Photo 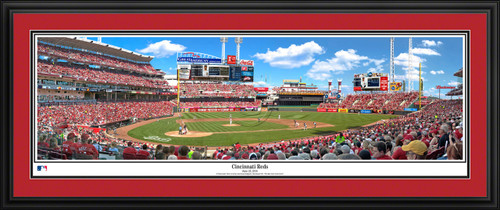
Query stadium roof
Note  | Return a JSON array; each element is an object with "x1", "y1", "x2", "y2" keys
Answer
[
  {"x1": 38, "y1": 37, "x2": 154, "y2": 62},
  {"x1": 453, "y1": 68, "x2": 463, "y2": 77}
]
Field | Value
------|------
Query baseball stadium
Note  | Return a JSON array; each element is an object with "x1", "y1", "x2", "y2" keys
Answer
[{"x1": 36, "y1": 36, "x2": 464, "y2": 161}]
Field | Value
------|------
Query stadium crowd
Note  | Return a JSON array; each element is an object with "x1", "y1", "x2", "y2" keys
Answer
[
  {"x1": 38, "y1": 99, "x2": 462, "y2": 161},
  {"x1": 37, "y1": 101, "x2": 176, "y2": 127},
  {"x1": 208, "y1": 99, "x2": 463, "y2": 160},
  {"x1": 180, "y1": 83, "x2": 257, "y2": 98},
  {"x1": 38, "y1": 61, "x2": 173, "y2": 89},
  {"x1": 38, "y1": 43, "x2": 159, "y2": 75},
  {"x1": 318, "y1": 91, "x2": 420, "y2": 111}
]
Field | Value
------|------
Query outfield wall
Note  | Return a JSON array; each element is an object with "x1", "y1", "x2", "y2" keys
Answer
[{"x1": 317, "y1": 108, "x2": 416, "y2": 115}]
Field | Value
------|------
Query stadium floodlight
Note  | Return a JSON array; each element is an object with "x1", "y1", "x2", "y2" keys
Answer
[
  {"x1": 408, "y1": 37, "x2": 413, "y2": 92},
  {"x1": 235, "y1": 37, "x2": 243, "y2": 63},
  {"x1": 220, "y1": 37, "x2": 228, "y2": 63}
]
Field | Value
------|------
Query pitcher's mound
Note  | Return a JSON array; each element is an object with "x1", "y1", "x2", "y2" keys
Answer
[
  {"x1": 222, "y1": 124, "x2": 240, "y2": 127},
  {"x1": 165, "y1": 131, "x2": 213, "y2": 137}
]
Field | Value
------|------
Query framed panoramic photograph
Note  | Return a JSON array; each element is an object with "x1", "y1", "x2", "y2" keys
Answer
[{"x1": 2, "y1": 1, "x2": 498, "y2": 209}]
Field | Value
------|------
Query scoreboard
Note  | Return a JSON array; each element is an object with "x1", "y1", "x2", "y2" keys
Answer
[{"x1": 353, "y1": 72, "x2": 389, "y2": 91}]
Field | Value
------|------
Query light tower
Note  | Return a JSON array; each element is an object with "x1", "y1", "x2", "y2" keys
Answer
[
  {"x1": 328, "y1": 80, "x2": 332, "y2": 95},
  {"x1": 220, "y1": 37, "x2": 228, "y2": 63},
  {"x1": 337, "y1": 79, "x2": 343, "y2": 94},
  {"x1": 390, "y1": 37, "x2": 395, "y2": 82},
  {"x1": 235, "y1": 37, "x2": 243, "y2": 64},
  {"x1": 408, "y1": 37, "x2": 413, "y2": 92}
]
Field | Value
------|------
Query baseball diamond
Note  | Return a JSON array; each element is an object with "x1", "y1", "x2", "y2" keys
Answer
[
  {"x1": 35, "y1": 36, "x2": 464, "y2": 161},
  {"x1": 122, "y1": 111, "x2": 396, "y2": 146}
]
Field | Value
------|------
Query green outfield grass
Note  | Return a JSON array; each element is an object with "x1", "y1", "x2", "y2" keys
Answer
[
  {"x1": 185, "y1": 120, "x2": 288, "y2": 132},
  {"x1": 127, "y1": 111, "x2": 398, "y2": 146}
]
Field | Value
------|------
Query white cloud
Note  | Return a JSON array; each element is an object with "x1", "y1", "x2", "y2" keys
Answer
[
  {"x1": 253, "y1": 41, "x2": 324, "y2": 68},
  {"x1": 430, "y1": 70, "x2": 445, "y2": 75},
  {"x1": 422, "y1": 40, "x2": 443, "y2": 47},
  {"x1": 394, "y1": 53, "x2": 426, "y2": 68},
  {"x1": 137, "y1": 40, "x2": 186, "y2": 58},
  {"x1": 448, "y1": 81, "x2": 461, "y2": 86},
  {"x1": 368, "y1": 65, "x2": 384, "y2": 73},
  {"x1": 423, "y1": 87, "x2": 439, "y2": 96},
  {"x1": 305, "y1": 49, "x2": 384, "y2": 80},
  {"x1": 394, "y1": 52, "x2": 428, "y2": 83},
  {"x1": 412, "y1": 48, "x2": 440, "y2": 56}
]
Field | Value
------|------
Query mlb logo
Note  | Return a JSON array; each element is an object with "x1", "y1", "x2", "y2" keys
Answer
[{"x1": 37, "y1": 165, "x2": 48, "y2": 171}]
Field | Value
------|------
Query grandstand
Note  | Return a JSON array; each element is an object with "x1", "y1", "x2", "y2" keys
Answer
[
  {"x1": 447, "y1": 68, "x2": 463, "y2": 97},
  {"x1": 36, "y1": 37, "x2": 176, "y2": 131},
  {"x1": 318, "y1": 91, "x2": 419, "y2": 111}
]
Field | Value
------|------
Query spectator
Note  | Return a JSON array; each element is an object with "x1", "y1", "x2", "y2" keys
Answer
[
  {"x1": 336, "y1": 133, "x2": 345, "y2": 144},
  {"x1": 288, "y1": 156, "x2": 304, "y2": 160},
  {"x1": 401, "y1": 140, "x2": 428, "y2": 160},
  {"x1": 191, "y1": 151, "x2": 202, "y2": 160},
  {"x1": 38, "y1": 135, "x2": 50, "y2": 148},
  {"x1": 341, "y1": 145, "x2": 351, "y2": 155},
  {"x1": 177, "y1": 146, "x2": 190, "y2": 160},
  {"x1": 298, "y1": 153, "x2": 310, "y2": 160},
  {"x1": 136, "y1": 144, "x2": 151, "y2": 160},
  {"x1": 321, "y1": 153, "x2": 337, "y2": 160},
  {"x1": 385, "y1": 141, "x2": 393, "y2": 157},
  {"x1": 392, "y1": 139, "x2": 409, "y2": 160},
  {"x1": 438, "y1": 124, "x2": 450, "y2": 148},
  {"x1": 155, "y1": 145, "x2": 163, "y2": 159},
  {"x1": 108, "y1": 142, "x2": 120, "y2": 156},
  {"x1": 49, "y1": 138, "x2": 61, "y2": 151},
  {"x1": 277, "y1": 152, "x2": 287, "y2": 160},
  {"x1": 372, "y1": 142, "x2": 392, "y2": 160},
  {"x1": 93, "y1": 140, "x2": 103, "y2": 152},
  {"x1": 353, "y1": 141, "x2": 363, "y2": 155},
  {"x1": 446, "y1": 142, "x2": 463, "y2": 160},
  {"x1": 358, "y1": 150, "x2": 372, "y2": 160},
  {"x1": 61, "y1": 134, "x2": 76, "y2": 158},
  {"x1": 338, "y1": 154, "x2": 361, "y2": 160},
  {"x1": 76, "y1": 139, "x2": 99, "y2": 160},
  {"x1": 122, "y1": 141, "x2": 137, "y2": 160}
]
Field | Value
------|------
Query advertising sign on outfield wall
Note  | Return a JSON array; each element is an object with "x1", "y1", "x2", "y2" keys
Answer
[
  {"x1": 360, "y1": 110, "x2": 372, "y2": 114},
  {"x1": 317, "y1": 108, "x2": 327, "y2": 112},
  {"x1": 338, "y1": 108, "x2": 349, "y2": 113},
  {"x1": 190, "y1": 108, "x2": 239, "y2": 112},
  {"x1": 327, "y1": 109, "x2": 338, "y2": 112}
]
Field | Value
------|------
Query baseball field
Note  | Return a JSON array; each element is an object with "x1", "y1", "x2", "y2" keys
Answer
[{"x1": 124, "y1": 111, "x2": 398, "y2": 146}]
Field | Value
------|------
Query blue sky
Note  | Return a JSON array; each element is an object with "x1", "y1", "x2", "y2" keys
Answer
[{"x1": 83, "y1": 36, "x2": 463, "y2": 97}]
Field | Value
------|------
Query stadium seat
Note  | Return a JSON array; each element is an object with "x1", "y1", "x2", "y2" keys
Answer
[{"x1": 425, "y1": 147, "x2": 445, "y2": 160}]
